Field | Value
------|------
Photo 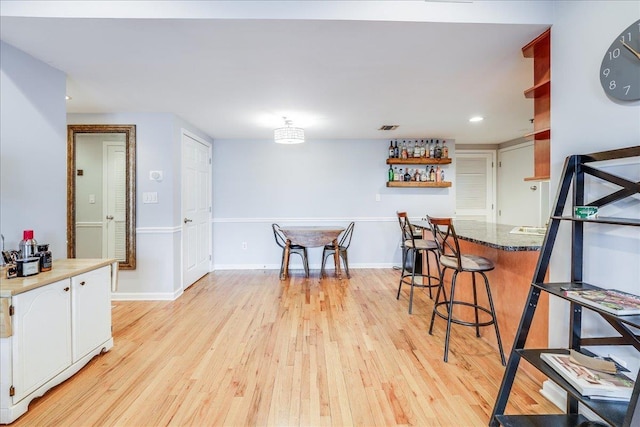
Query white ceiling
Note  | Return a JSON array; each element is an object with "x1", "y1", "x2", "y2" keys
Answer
[{"x1": 0, "y1": 5, "x2": 551, "y2": 144}]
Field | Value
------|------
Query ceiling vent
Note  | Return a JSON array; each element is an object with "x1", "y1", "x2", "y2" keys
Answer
[{"x1": 378, "y1": 125, "x2": 399, "y2": 131}]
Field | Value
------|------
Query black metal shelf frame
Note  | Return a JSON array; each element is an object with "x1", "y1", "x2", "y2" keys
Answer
[{"x1": 489, "y1": 146, "x2": 640, "y2": 427}]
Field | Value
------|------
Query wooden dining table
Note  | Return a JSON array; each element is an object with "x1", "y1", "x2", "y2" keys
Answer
[{"x1": 278, "y1": 226, "x2": 345, "y2": 280}]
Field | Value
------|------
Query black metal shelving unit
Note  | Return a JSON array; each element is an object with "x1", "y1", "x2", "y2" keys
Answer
[{"x1": 489, "y1": 146, "x2": 640, "y2": 427}]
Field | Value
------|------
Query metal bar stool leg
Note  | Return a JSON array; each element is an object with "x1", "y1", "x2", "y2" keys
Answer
[
  {"x1": 482, "y1": 272, "x2": 506, "y2": 366},
  {"x1": 397, "y1": 246, "x2": 407, "y2": 300},
  {"x1": 429, "y1": 267, "x2": 448, "y2": 335},
  {"x1": 444, "y1": 270, "x2": 459, "y2": 362},
  {"x1": 472, "y1": 273, "x2": 481, "y2": 338},
  {"x1": 408, "y1": 249, "x2": 418, "y2": 314}
]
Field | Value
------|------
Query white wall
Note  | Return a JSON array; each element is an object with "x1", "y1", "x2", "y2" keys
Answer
[
  {"x1": 67, "y1": 112, "x2": 214, "y2": 299},
  {"x1": 549, "y1": 0, "x2": 640, "y2": 365},
  {"x1": 0, "y1": 41, "x2": 67, "y2": 258},
  {"x1": 212, "y1": 138, "x2": 456, "y2": 270}
]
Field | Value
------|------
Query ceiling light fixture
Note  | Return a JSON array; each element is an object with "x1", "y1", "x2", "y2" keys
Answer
[
  {"x1": 274, "y1": 117, "x2": 305, "y2": 144},
  {"x1": 469, "y1": 116, "x2": 484, "y2": 123}
]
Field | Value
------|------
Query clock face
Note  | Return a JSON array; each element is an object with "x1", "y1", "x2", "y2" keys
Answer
[{"x1": 600, "y1": 19, "x2": 640, "y2": 102}]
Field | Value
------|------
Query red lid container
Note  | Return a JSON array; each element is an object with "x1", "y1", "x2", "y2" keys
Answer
[{"x1": 23, "y1": 230, "x2": 34, "y2": 239}]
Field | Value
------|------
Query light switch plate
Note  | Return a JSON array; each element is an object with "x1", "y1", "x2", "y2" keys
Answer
[{"x1": 143, "y1": 192, "x2": 158, "y2": 203}]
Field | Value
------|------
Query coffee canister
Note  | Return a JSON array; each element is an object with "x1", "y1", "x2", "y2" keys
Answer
[{"x1": 36, "y1": 244, "x2": 52, "y2": 272}]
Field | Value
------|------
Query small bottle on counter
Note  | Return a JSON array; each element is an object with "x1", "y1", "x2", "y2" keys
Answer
[{"x1": 36, "y1": 244, "x2": 52, "y2": 272}]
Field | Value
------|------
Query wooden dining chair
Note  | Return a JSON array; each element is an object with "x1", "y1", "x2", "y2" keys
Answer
[
  {"x1": 272, "y1": 223, "x2": 309, "y2": 278},
  {"x1": 320, "y1": 221, "x2": 355, "y2": 278}
]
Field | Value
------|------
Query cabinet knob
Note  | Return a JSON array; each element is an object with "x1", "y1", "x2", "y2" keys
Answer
[
  {"x1": 64, "y1": 287, "x2": 70, "y2": 292},
  {"x1": 80, "y1": 281, "x2": 86, "y2": 286}
]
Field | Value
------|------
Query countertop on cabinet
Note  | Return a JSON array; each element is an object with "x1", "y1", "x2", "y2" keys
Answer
[
  {"x1": 0, "y1": 258, "x2": 117, "y2": 297},
  {"x1": 414, "y1": 220, "x2": 544, "y2": 251}
]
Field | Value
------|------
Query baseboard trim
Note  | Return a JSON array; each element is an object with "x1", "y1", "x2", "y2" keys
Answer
[
  {"x1": 212, "y1": 263, "x2": 397, "y2": 270},
  {"x1": 111, "y1": 289, "x2": 182, "y2": 301}
]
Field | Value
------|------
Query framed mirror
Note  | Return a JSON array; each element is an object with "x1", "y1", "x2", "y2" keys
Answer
[{"x1": 67, "y1": 124, "x2": 136, "y2": 269}]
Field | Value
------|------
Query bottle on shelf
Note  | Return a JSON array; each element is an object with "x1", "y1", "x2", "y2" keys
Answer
[
  {"x1": 442, "y1": 140, "x2": 449, "y2": 159},
  {"x1": 429, "y1": 139, "x2": 435, "y2": 158},
  {"x1": 394, "y1": 140, "x2": 399, "y2": 158},
  {"x1": 420, "y1": 140, "x2": 426, "y2": 158},
  {"x1": 440, "y1": 168, "x2": 445, "y2": 182},
  {"x1": 413, "y1": 140, "x2": 420, "y2": 158},
  {"x1": 394, "y1": 167, "x2": 400, "y2": 181},
  {"x1": 434, "y1": 140, "x2": 442, "y2": 159},
  {"x1": 404, "y1": 168, "x2": 411, "y2": 182},
  {"x1": 429, "y1": 166, "x2": 435, "y2": 182},
  {"x1": 407, "y1": 140, "x2": 414, "y2": 158},
  {"x1": 399, "y1": 168, "x2": 404, "y2": 181},
  {"x1": 435, "y1": 165, "x2": 441, "y2": 182},
  {"x1": 388, "y1": 140, "x2": 394, "y2": 158},
  {"x1": 388, "y1": 164, "x2": 394, "y2": 182},
  {"x1": 401, "y1": 141, "x2": 408, "y2": 159},
  {"x1": 421, "y1": 168, "x2": 428, "y2": 182}
]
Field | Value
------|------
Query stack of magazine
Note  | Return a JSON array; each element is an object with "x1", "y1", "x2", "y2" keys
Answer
[
  {"x1": 541, "y1": 351, "x2": 635, "y2": 401},
  {"x1": 563, "y1": 288, "x2": 640, "y2": 316}
]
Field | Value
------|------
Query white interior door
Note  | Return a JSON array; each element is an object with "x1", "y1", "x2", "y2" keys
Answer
[
  {"x1": 181, "y1": 131, "x2": 211, "y2": 289},
  {"x1": 497, "y1": 142, "x2": 541, "y2": 227},
  {"x1": 102, "y1": 142, "x2": 126, "y2": 261},
  {"x1": 455, "y1": 151, "x2": 496, "y2": 222}
]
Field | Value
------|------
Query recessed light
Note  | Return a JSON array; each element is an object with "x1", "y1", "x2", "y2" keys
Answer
[{"x1": 469, "y1": 116, "x2": 484, "y2": 123}]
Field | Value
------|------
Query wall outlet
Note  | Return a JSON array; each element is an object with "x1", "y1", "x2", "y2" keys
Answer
[
  {"x1": 242, "y1": 242, "x2": 247, "y2": 250},
  {"x1": 375, "y1": 193, "x2": 381, "y2": 202}
]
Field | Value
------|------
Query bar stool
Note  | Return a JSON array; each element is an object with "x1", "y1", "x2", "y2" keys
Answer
[
  {"x1": 426, "y1": 216, "x2": 505, "y2": 365},
  {"x1": 396, "y1": 212, "x2": 441, "y2": 314}
]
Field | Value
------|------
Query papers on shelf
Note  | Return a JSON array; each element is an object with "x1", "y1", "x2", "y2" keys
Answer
[
  {"x1": 564, "y1": 288, "x2": 640, "y2": 316},
  {"x1": 541, "y1": 352, "x2": 634, "y2": 401}
]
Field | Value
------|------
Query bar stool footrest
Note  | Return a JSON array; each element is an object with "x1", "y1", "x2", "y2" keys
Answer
[{"x1": 433, "y1": 301, "x2": 497, "y2": 327}]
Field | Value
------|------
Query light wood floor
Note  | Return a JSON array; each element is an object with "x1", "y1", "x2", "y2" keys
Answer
[{"x1": 14, "y1": 269, "x2": 559, "y2": 426}]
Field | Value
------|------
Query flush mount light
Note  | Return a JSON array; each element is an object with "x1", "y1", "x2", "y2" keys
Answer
[
  {"x1": 469, "y1": 116, "x2": 484, "y2": 123},
  {"x1": 274, "y1": 117, "x2": 305, "y2": 144}
]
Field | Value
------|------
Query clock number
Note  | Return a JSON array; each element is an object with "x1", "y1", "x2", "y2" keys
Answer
[
  {"x1": 608, "y1": 48, "x2": 621, "y2": 60},
  {"x1": 624, "y1": 85, "x2": 631, "y2": 95},
  {"x1": 609, "y1": 80, "x2": 616, "y2": 90},
  {"x1": 602, "y1": 68, "x2": 610, "y2": 77},
  {"x1": 620, "y1": 32, "x2": 632, "y2": 43}
]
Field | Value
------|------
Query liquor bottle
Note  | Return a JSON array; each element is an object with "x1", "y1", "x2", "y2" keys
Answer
[
  {"x1": 429, "y1": 166, "x2": 435, "y2": 182},
  {"x1": 388, "y1": 165, "x2": 394, "y2": 182},
  {"x1": 421, "y1": 168, "x2": 428, "y2": 182},
  {"x1": 413, "y1": 140, "x2": 420, "y2": 158},
  {"x1": 440, "y1": 168, "x2": 445, "y2": 182},
  {"x1": 394, "y1": 167, "x2": 400, "y2": 181},
  {"x1": 420, "y1": 140, "x2": 426, "y2": 158},
  {"x1": 401, "y1": 141, "x2": 408, "y2": 159},
  {"x1": 435, "y1": 165, "x2": 441, "y2": 182},
  {"x1": 404, "y1": 169, "x2": 411, "y2": 182},
  {"x1": 394, "y1": 140, "x2": 399, "y2": 158},
  {"x1": 425, "y1": 140, "x2": 430, "y2": 158},
  {"x1": 388, "y1": 140, "x2": 394, "y2": 158},
  {"x1": 442, "y1": 140, "x2": 449, "y2": 159},
  {"x1": 429, "y1": 139, "x2": 435, "y2": 158},
  {"x1": 407, "y1": 140, "x2": 413, "y2": 158},
  {"x1": 434, "y1": 140, "x2": 442, "y2": 159},
  {"x1": 399, "y1": 168, "x2": 404, "y2": 181}
]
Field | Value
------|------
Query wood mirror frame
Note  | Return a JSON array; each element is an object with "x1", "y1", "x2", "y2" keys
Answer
[{"x1": 67, "y1": 124, "x2": 136, "y2": 269}]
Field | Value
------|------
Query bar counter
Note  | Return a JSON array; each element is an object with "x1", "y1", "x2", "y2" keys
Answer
[{"x1": 415, "y1": 220, "x2": 548, "y2": 382}]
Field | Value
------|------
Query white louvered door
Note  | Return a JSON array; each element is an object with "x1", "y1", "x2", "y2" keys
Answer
[
  {"x1": 103, "y1": 142, "x2": 126, "y2": 261},
  {"x1": 455, "y1": 151, "x2": 496, "y2": 222}
]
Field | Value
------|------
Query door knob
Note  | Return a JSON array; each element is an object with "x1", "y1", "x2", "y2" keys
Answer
[
  {"x1": 184, "y1": 218, "x2": 193, "y2": 224},
  {"x1": 529, "y1": 185, "x2": 537, "y2": 191},
  {"x1": 106, "y1": 215, "x2": 114, "y2": 220}
]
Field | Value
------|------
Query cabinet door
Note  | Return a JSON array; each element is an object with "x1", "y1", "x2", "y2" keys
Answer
[
  {"x1": 12, "y1": 279, "x2": 72, "y2": 403},
  {"x1": 71, "y1": 266, "x2": 112, "y2": 362}
]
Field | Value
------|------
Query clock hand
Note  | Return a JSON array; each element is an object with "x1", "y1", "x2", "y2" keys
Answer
[{"x1": 621, "y1": 40, "x2": 640, "y2": 60}]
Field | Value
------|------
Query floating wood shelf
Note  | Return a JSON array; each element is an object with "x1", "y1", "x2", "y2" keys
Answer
[
  {"x1": 524, "y1": 175, "x2": 550, "y2": 182},
  {"x1": 524, "y1": 128, "x2": 551, "y2": 141},
  {"x1": 386, "y1": 181, "x2": 451, "y2": 188},
  {"x1": 524, "y1": 79, "x2": 550, "y2": 99},
  {"x1": 386, "y1": 158, "x2": 452, "y2": 165}
]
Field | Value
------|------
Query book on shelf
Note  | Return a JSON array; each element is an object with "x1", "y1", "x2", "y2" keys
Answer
[
  {"x1": 541, "y1": 352, "x2": 634, "y2": 401},
  {"x1": 563, "y1": 288, "x2": 640, "y2": 316}
]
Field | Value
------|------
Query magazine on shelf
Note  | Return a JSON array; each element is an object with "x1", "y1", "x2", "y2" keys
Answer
[
  {"x1": 563, "y1": 288, "x2": 640, "y2": 316},
  {"x1": 540, "y1": 352, "x2": 634, "y2": 401}
]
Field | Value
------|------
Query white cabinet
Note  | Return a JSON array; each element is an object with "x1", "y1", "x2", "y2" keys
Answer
[
  {"x1": 0, "y1": 261, "x2": 115, "y2": 424},
  {"x1": 71, "y1": 267, "x2": 111, "y2": 362},
  {"x1": 11, "y1": 279, "x2": 72, "y2": 403}
]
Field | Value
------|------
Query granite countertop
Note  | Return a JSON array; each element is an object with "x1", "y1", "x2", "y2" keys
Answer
[
  {"x1": 0, "y1": 258, "x2": 117, "y2": 297},
  {"x1": 414, "y1": 219, "x2": 545, "y2": 252}
]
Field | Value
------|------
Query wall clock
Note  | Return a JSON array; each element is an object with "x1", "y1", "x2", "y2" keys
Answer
[{"x1": 599, "y1": 19, "x2": 640, "y2": 102}]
